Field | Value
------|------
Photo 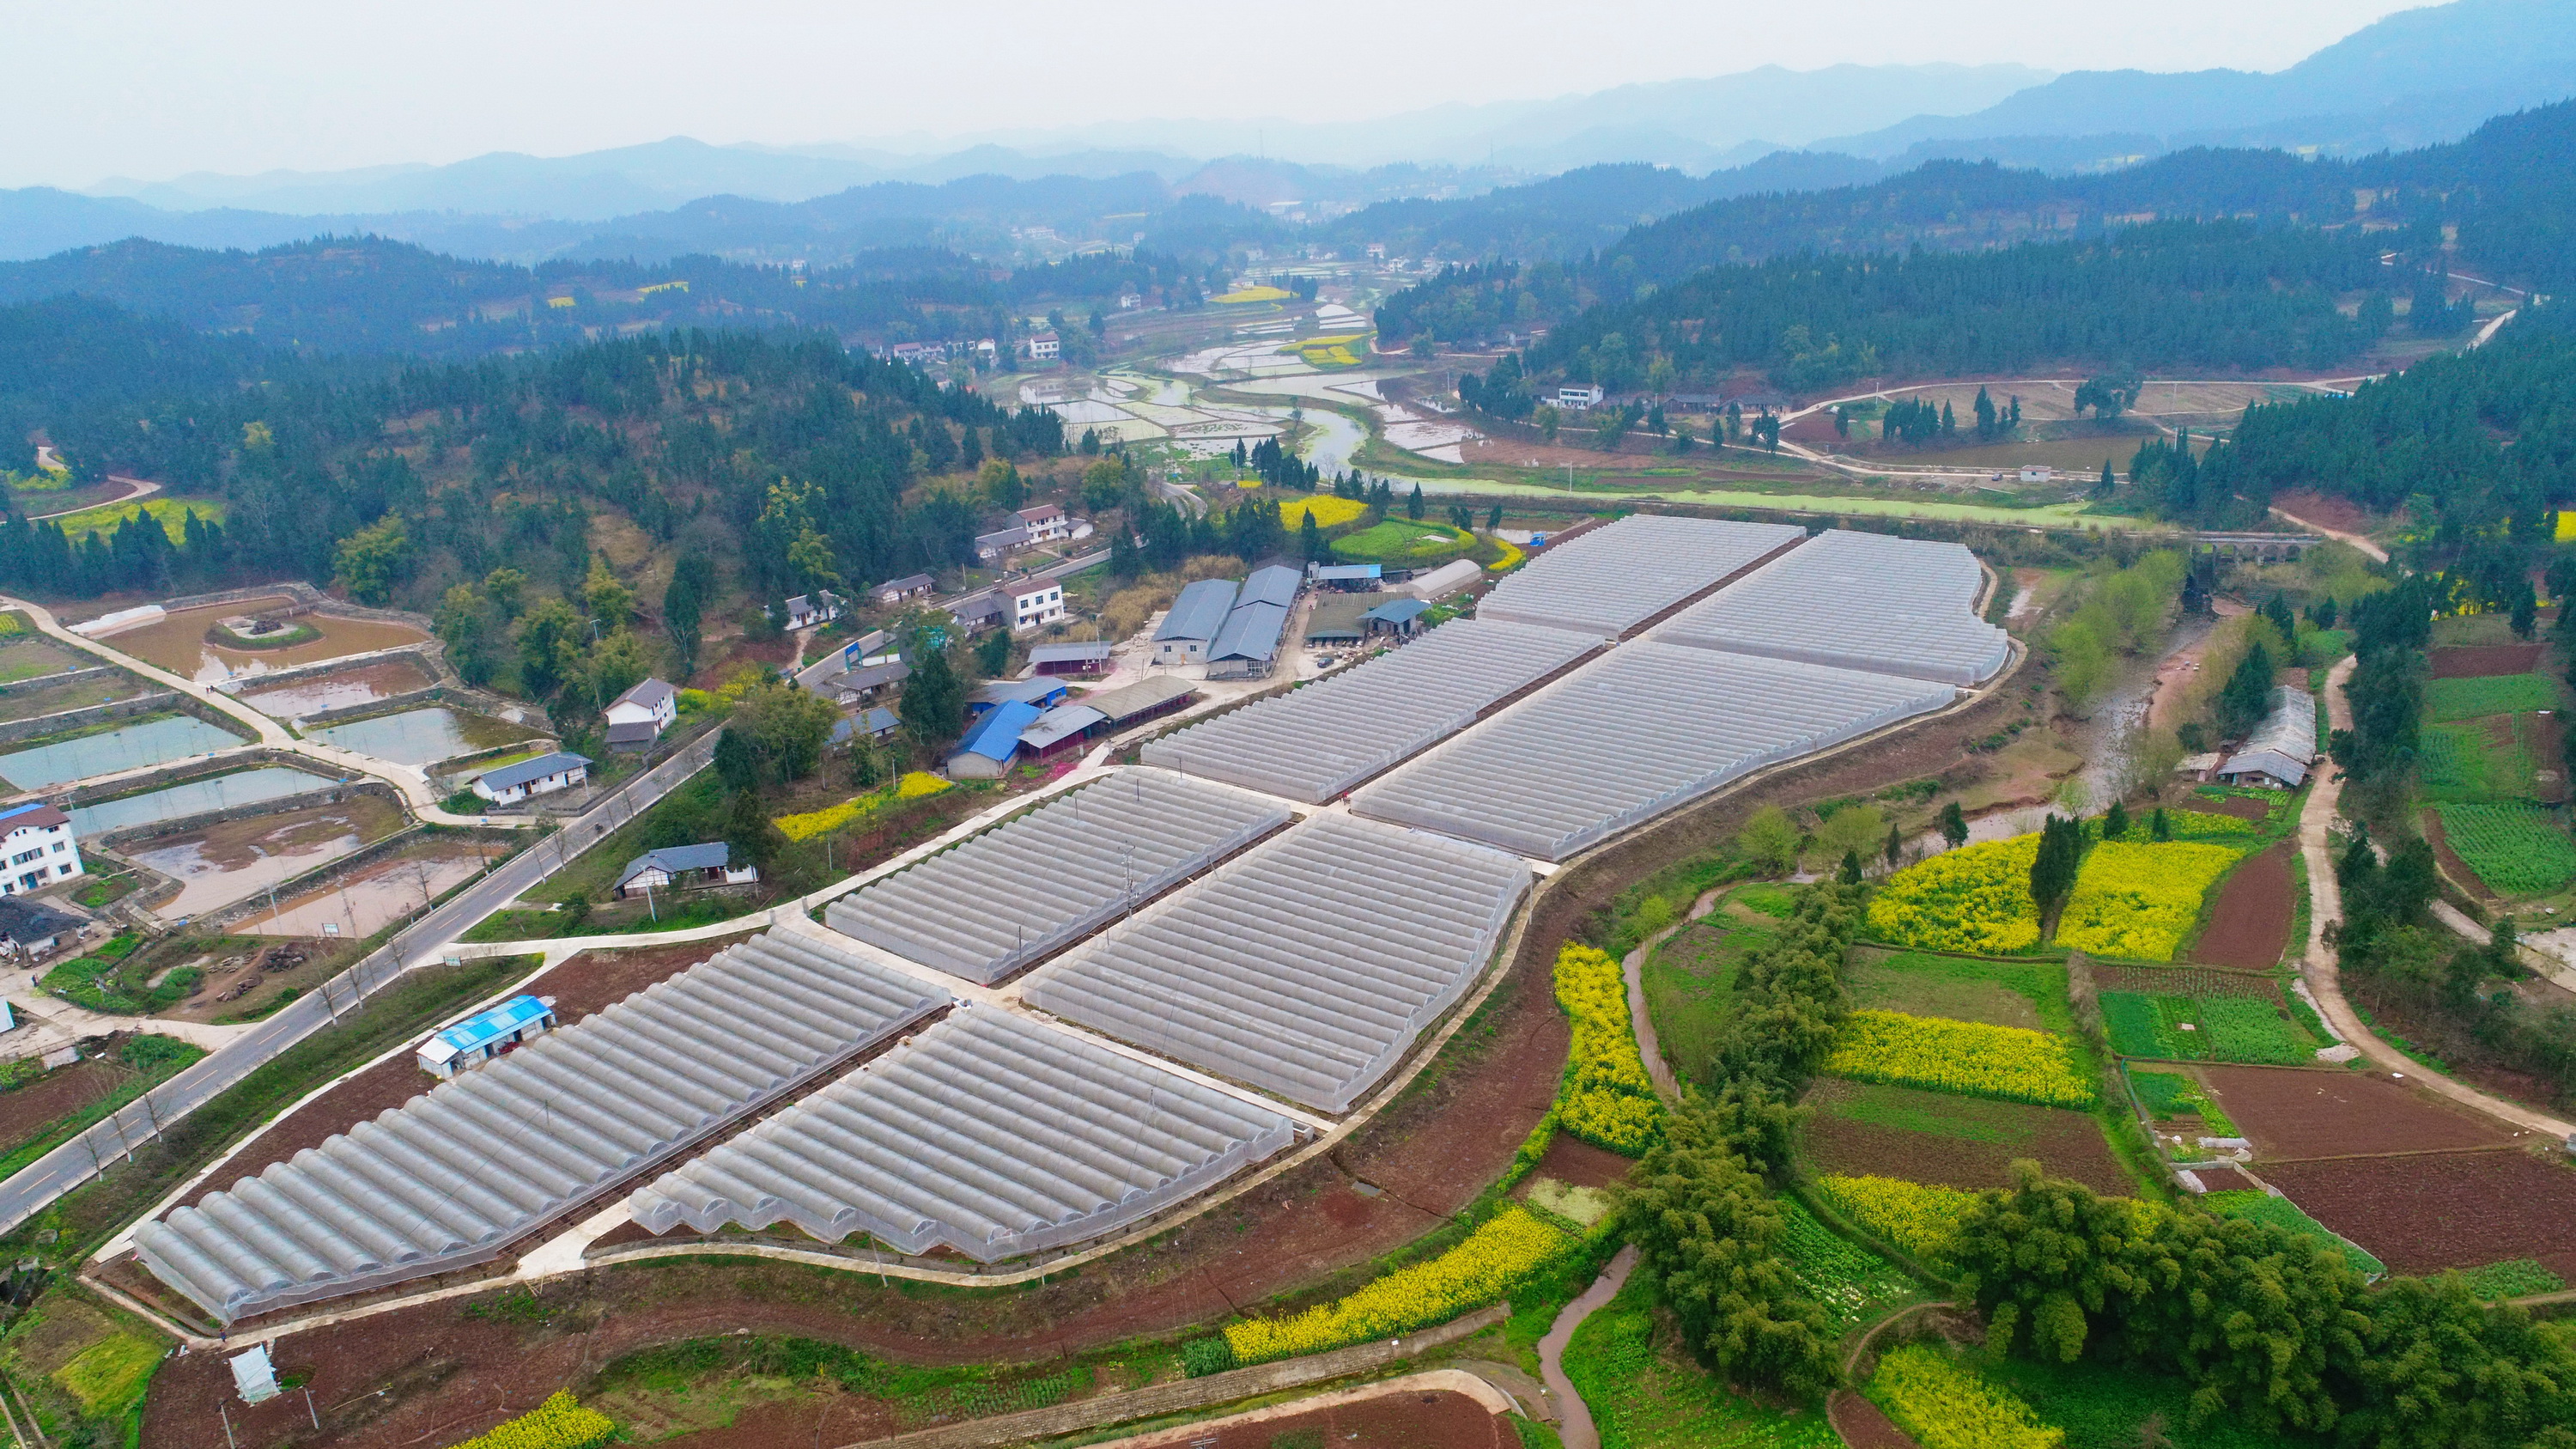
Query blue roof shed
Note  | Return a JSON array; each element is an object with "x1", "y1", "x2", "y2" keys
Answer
[
  {"x1": 949, "y1": 699, "x2": 1043, "y2": 778},
  {"x1": 418, "y1": 995, "x2": 557, "y2": 1078},
  {"x1": 1155, "y1": 579, "x2": 1238, "y2": 643}
]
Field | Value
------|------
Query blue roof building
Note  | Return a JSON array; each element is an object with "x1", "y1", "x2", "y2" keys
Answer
[
  {"x1": 1238, "y1": 563, "x2": 1302, "y2": 609},
  {"x1": 417, "y1": 995, "x2": 557, "y2": 1079},
  {"x1": 1362, "y1": 597, "x2": 1433, "y2": 635},
  {"x1": 1208, "y1": 600, "x2": 1289, "y2": 679},
  {"x1": 949, "y1": 699, "x2": 1042, "y2": 779},
  {"x1": 969, "y1": 679, "x2": 1072, "y2": 715}
]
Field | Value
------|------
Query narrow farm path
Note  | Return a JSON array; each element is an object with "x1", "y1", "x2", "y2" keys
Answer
[
  {"x1": 28, "y1": 472, "x2": 161, "y2": 521},
  {"x1": 1619, "y1": 886, "x2": 1723, "y2": 1103},
  {"x1": 2296, "y1": 655, "x2": 2576, "y2": 1142},
  {"x1": 1535, "y1": 1243, "x2": 1637, "y2": 1449}
]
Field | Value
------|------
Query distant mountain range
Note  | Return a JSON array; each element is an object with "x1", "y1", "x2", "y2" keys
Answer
[{"x1": 3, "y1": 0, "x2": 2569, "y2": 274}]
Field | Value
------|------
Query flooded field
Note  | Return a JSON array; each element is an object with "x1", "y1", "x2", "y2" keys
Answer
[
  {"x1": 244, "y1": 841, "x2": 489, "y2": 938},
  {"x1": 124, "y1": 795, "x2": 406, "y2": 920},
  {"x1": 236, "y1": 656, "x2": 437, "y2": 717},
  {"x1": 100, "y1": 596, "x2": 430, "y2": 684},
  {"x1": 70, "y1": 765, "x2": 330, "y2": 837},
  {"x1": 0, "y1": 713, "x2": 244, "y2": 790},
  {"x1": 0, "y1": 672, "x2": 151, "y2": 725},
  {"x1": 309, "y1": 706, "x2": 531, "y2": 765}
]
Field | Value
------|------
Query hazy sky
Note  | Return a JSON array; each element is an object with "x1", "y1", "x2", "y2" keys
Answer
[{"x1": 2, "y1": 0, "x2": 2427, "y2": 187}]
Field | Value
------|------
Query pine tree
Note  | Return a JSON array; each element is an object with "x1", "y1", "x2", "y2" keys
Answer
[
  {"x1": 1838, "y1": 849, "x2": 1863, "y2": 885},
  {"x1": 2094, "y1": 459, "x2": 2116, "y2": 499},
  {"x1": 901, "y1": 632, "x2": 966, "y2": 745},
  {"x1": 1406, "y1": 484, "x2": 1425, "y2": 521},
  {"x1": 2029, "y1": 815, "x2": 2083, "y2": 928},
  {"x1": 2103, "y1": 800, "x2": 2129, "y2": 839},
  {"x1": 1938, "y1": 800, "x2": 1969, "y2": 849},
  {"x1": 1884, "y1": 823, "x2": 1904, "y2": 869},
  {"x1": 2150, "y1": 807, "x2": 2172, "y2": 842}
]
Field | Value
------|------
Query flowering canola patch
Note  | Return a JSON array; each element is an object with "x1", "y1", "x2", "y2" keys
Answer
[
  {"x1": 446, "y1": 1391, "x2": 617, "y2": 1449},
  {"x1": 1870, "y1": 1344, "x2": 2063, "y2": 1449},
  {"x1": 1824, "y1": 1009, "x2": 2094, "y2": 1107},
  {"x1": 1222, "y1": 1207, "x2": 1568, "y2": 1364},
  {"x1": 1867, "y1": 836, "x2": 2041, "y2": 953},
  {"x1": 1279, "y1": 496, "x2": 1369, "y2": 529},
  {"x1": 1819, "y1": 1175, "x2": 1979, "y2": 1263},
  {"x1": 1552, "y1": 943, "x2": 1662, "y2": 1154},
  {"x1": 2051, "y1": 840, "x2": 2240, "y2": 961}
]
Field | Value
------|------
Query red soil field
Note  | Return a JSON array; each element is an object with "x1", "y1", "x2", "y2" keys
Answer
[
  {"x1": 1519, "y1": 1133, "x2": 1638, "y2": 1190},
  {"x1": 2186, "y1": 791, "x2": 2274, "y2": 821},
  {"x1": 2186, "y1": 843, "x2": 2294, "y2": 969},
  {"x1": 2199, "y1": 1065, "x2": 2516, "y2": 1160},
  {"x1": 2270, "y1": 490, "x2": 2377, "y2": 534},
  {"x1": 1831, "y1": 1391, "x2": 1923, "y2": 1449},
  {"x1": 2262, "y1": 1149, "x2": 2576, "y2": 1279},
  {"x1": 2191, "y1": 1166, "x2": 2261, "y2": 1193},
  {"x1": 2430, "y1": 644, "x2": 2545, "y2": 679},
  {"x1": 0, "y1": 1059, "x2": 125, "y2": 1155},
  {"x1": 1799, "y1": 1081, "x2": 2131, "y2": 1195}
]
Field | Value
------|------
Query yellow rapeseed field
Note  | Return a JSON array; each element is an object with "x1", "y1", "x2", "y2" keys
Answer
[
  {"x1": 1871, "y1": 1344, "x2": 2064, "y2": 1449},
  {"x1": 1818, "y1": 1175, "x2": 1978, "y2": 1263},
  {"x1": 1222, "y1": 1207, "x2": 1566, "y2": 1364},
  {"x1": 447, "y1": 1391, "x2": 617, "y2": 1449},
  {"x1": 774, "y1": 772, "x2": 952, "y2": 842},
  {"x1": 1866, "y1": 835, "x2": 2041, "y2": 953},
  {"x1": 2051, "y1": 840, "x2": 2242, "y2": 961},
  {"x1": 1552, "y1": 942, "x2": 1662, "y2": 1154},
  {"x1": 1213, "y1": 285, "x2": 1294, "y2": 304},
  {"x1": 1824, "y1": 1009, "x2": 2095, "y2": 1107},
  {"x1": 1280, "y1": 496, "x2": 1368, "y2": 529}
]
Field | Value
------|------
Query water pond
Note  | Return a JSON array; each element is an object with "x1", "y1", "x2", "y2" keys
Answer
[
  {"x1": 309, "y1": 707, "x2": 531, "y2": 766},
  {"x1": 0, "y1": 714, "x2": 244, "y2": 790},
  {"x1": 100, "y1": 597, "x2": 429, "y2": 684},
  {"x1": 237, "y1": 656, "x2": 438, "y2": 717},
  {"x1": 69, "y1": 766, "x2": 328, "y2": 837}
]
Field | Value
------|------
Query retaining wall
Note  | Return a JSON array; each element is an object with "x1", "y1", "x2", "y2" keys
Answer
[
  {"x1": 0, "y1": 691, "x2": 180, "y2": 746},
  {"x1": 54, "y1": 751, "x2": 337, "y2": 811},
  {"x1": 0, "y1": 665, "x2": 121, "y2": 699},
  {"x1": 92, "y1": 778, "x2": 407, "y2": 849}
]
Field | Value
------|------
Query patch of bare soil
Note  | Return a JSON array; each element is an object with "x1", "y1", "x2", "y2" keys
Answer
[
  {"x1": 2187, "y1": 843, "x2": 2293, "y2": 969},
  {"x1": 2199, "y1": 1064, "x2": 2516, "y2": 1160},
  {"x1": 0, "y1": 1059, "x2": 127, "y2": 1157},
  {"x1": 2270, "y1": 490, "x2": 2379, "y2": 535},
  {"x1": 2431, "y1": 644, "x2": 2545, "y2": 679}
]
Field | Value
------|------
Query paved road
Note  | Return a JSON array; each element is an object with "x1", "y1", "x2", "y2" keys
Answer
[
  {"x1": 28, "y1": 474, "x2": 161, "y2": 522},
  {"x1": 0, "y1": 730, "x2": 718, "y2": 1237}
]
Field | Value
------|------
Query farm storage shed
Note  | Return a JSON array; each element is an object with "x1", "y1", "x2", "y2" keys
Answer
[
  {"x1": 1654, "y1": 528, "x2": 2008, "y2": 685},
  {"x1": 627, "y1": 1006, "x2": 1297, "y2": 1259},
  {"x1": 1475, "y1": 514, "x2": 1804, "y2": 638},
  {"x1": 132, "y1": 928, "x2": 944, "y2": 1323},
  {"x1": 1351, "y1": 642, "x2": 1955, "y2": 861},
  {"x1": 826, "y1": 768, "x2": 1291, "y2": 984},
  {"x1": 1023, "y1": 813, "x2": 1531, "y2": 1112},
  {"x1": 1141, "y1": 618, "x2": 1601, "y2": 802}
]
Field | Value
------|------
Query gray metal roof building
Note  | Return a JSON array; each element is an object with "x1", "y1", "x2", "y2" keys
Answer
[
  {"x1": 1654, "y1": 528, "x2": 2008, "y2": 685},
  {"x1": 1154, "y1": 580, "x2": 1239, "y2": 644},
  {"x1": 1350, "y1": 643, "x2": 1956, "y2": 861},
  {"x1": 1239, "y1": 564, "x2": 1303, "y2": 609},
  {"x1": 825, "y1": 769, "x2": 1291, "y2": 984},
  {"x1": 1207, "y1": 600, "x2": 1288, "y2": 668},
  {"x1": 1140, "y1": 619, "x2": 1601, "y2": 803},
  {"x1": 1023, "y1": 813, "x2": 1530, "y2": 1112},
  {"x1": 1474, "y1": 514, "x2": 1805, "y2": 638},
  {"x1": 626, "y1": 1007, "x2": 1297, "y2": 1260},
  {"x1": 133, "y1": 928, "x2": 944, "y2": 1323}
]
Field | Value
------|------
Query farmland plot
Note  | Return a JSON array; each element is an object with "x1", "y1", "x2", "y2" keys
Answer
[{"x1": 2430, "y1": 801, "x2": 2576, "y2": 897}]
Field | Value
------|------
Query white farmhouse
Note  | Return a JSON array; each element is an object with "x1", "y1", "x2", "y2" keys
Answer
[
  {"x1": 473, "y1": 752, "x2": 593, "y2": 804},
  {"x1": 0, "y1": 803, "x2": 81, "y2": 897},
  {"x1": 1012, "y1": 581, "x2": 1066, "y2": 631}
]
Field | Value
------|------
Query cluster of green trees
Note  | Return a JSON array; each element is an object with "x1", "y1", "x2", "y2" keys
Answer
[
  {"x1": 2045, "y1": 551, "x2": 2186, "y2": 709},
  {"x1": 1959, "y1": 1167, "x2": 2576, "y2": 1446},
  {"x1": 1877, "y1": 398, "x2": 1950, "y2": 443},
  {"x1": 2, "y1": 328, "x2": 1066, "y2": 626},
  {"x1": 1620, "y1": 883, "x2": 1867, "y2": 1399}
]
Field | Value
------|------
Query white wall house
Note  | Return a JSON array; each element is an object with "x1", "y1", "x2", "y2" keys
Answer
[
  {"x1": 1012, "y1": 582, "x2": 1066, "y2": 631},
  {"x1": 1028, "y1": 332, "x2": 1060, "y2": 361},
  {"x1": 1016, "y1": 504, "x2": 1070, "y2": 543},
  {"x1": 0, "y1": 803, "x2": 81, "y2": 897},
  {"x1": 605, "y1": 678, "x2": 677, "y2": 734},
  {"x1": 473, "y1": 752, "x2": 593, "y2": 804},
  {"x1": 1557, "y1": 384, "x2": 1604, "y2": 411}
]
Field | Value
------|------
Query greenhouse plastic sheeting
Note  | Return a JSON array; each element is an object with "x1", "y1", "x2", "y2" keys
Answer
[
  {"x1": 1475, "y1": 514, "x2": 1804, "y2": 638},
  {"x1": 1351, "y1": 643, "x2": 1955, "y2": 861},
  {"x1": 629, "y1": 1006, "x2": 1297, "y2": 1260},
  {"x1": 826, "y1": 768, "x2": 1290, "y2": 983},
  {"x1": 1655, "y1": 528, "x2": 2008, "y2": 685},
  {"x1": 1024, "y1": 813, "x2": 1530, "y2": 1112},
  {"x1": 1139, "y1": 620, "x2": 1601, "y2": 802},
  {"x1": 133, "y1": 928, "x2": 945, "y2": 1323}
]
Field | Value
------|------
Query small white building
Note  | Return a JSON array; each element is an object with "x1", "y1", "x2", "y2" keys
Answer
[
  {"x1": 1557, "y1": 384, "x2": 1604, "y2": 411},
  {"x1": 416, "y1": 995, "x2": 557, "y2": 1080},
  {"x1": 1012, "y1": 581, "x2": 1066, "y2": 631},
  {"x1": 2019, "y1": 465, "x2": 2055, "y2": 484},
  {"x1": 614, "y1": 842, "x2": 757, "y2": 898},
  {"x1": 473, "y1": 752, "x2": 592, "y2": 804},
  {"x1": 785, "y1": 591, "x2": 843, "y2": 629},
  {"x1": 1016, "y1": 503, "x2": 1071, "y2": 544},
  {"x1": 1028, "y1": 332, "x2": 1060, "y2": 362},
  {"x1": 873, "y1": 573, "x2": 935, "y2": 606},
  {"x1": 605, "y1": 678, "x2": 677, "y2": 734},
  {"x1": 0, "y1": 897, "x2": 79, "y2": 958},
  {"x1": 976, "y1": 525, "x2": 1032, "y2": 562},
  {"x1": 0, "y1": 803, "x2": 81, "y2": 897}
]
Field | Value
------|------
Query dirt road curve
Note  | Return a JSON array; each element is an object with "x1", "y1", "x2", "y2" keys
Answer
[{"x1": 2296, "y1": 654, "x2": 2574, "y2": 1142}]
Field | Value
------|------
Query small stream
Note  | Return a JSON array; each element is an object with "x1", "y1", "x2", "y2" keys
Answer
[{"x1": 2073, "y1": 612, "x2": 2217, "y2": 810}]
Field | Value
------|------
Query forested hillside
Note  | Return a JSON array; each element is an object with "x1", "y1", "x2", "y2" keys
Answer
[
  {"x1": 0, "y1": 235, "x2": 1224, "y2": 360},
  {"x1": 0, "y1": 324, "x2": 1068, "y2": 678},
  {"x1": 1433, "y1": 222, "x2": 2389, "y2": 401},
  {"x1": 1380, "y1": 100, "x2": 2576, "y2": 364}
]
